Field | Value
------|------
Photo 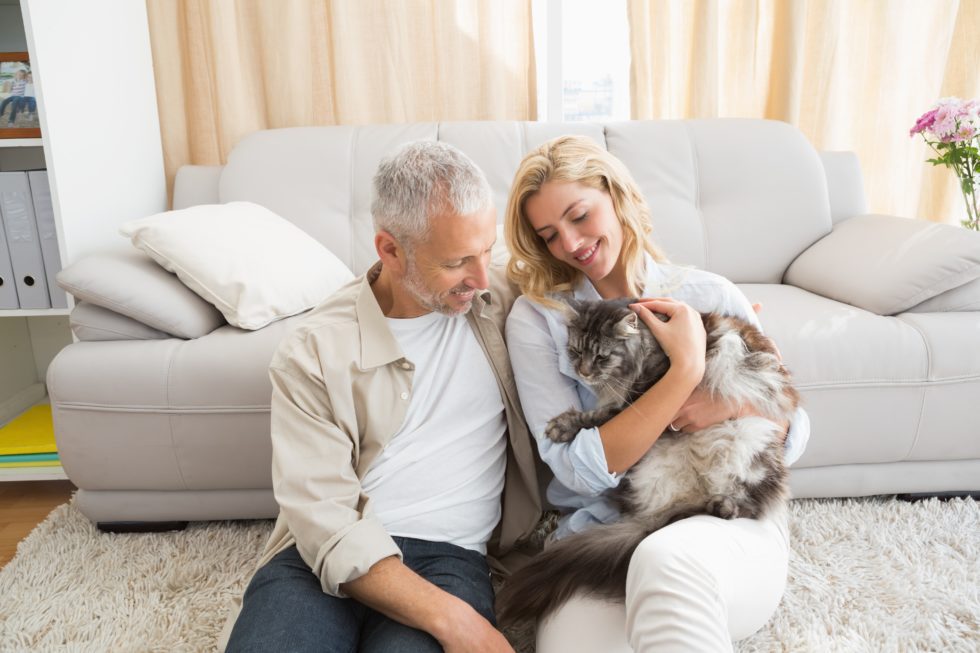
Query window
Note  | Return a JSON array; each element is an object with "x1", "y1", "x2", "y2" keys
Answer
[{"x1": 534, "y1": 0, "x2": 630, "y2": 122}]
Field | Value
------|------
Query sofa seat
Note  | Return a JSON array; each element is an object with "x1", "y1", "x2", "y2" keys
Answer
[{"x1": 740, "y1": 283, "x2": 980, "y2": 496}]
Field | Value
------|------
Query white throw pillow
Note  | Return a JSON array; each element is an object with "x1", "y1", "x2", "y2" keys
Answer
[
  {"x1": 784, "y1": 214, "x2": 980, "y2": 316},
  {"x1": 120, "y1": 202, "x2": 354, "y2": 330}
]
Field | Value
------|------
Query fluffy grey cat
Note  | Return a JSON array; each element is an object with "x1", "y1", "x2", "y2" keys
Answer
[{"x1": 497, "y1": 298, "x2": 798, "y2": 625}]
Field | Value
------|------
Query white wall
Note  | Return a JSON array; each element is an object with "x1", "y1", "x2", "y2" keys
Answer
[{"x1": 22, "y1": 0, "x2": 167, "y2": 264}]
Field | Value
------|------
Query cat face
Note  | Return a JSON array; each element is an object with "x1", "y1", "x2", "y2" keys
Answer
[{"x1": 566, "y1": 301, "x2": 647, "y2": 384}]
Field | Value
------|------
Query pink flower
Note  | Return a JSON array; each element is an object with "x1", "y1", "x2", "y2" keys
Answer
[
  {"x1": 910, "y1": 108, "x2": 938, "y2": 136},
  {"x1": 932, "y1": 114, "x2": 958, "y2": 140},
  {"x1": 954, "y1": 122, "x2": 976, "y2": 142}
]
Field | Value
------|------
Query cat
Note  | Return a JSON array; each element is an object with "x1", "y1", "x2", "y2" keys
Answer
[{"x1": 496, "y1": 298, "x2": 799, "y2": 626}]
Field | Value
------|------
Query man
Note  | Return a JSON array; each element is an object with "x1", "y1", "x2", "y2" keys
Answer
[{"x1": 225, "y1": 141, "x2": 541, "y2": 652}]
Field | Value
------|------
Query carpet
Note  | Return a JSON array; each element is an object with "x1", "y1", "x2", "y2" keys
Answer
[{"x1": 0, "y1": 495, "x2": 977, "y2": 652}]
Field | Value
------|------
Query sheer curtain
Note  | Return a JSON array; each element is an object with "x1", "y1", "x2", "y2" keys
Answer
[
  {"x1": 628, "y1": 0, "x2": 980, "y2": 224},
  {"x1": 146, "y1": 0, "x2": 536, "y2": 198}
]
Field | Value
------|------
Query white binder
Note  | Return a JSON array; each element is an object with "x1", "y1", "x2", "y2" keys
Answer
[
  {"x1": 28, "y1": 170, "x2": 67, "y2": 308},
  {"x1": 0, "y1": 172, "x2": 50, "y2": 309},
  {"x1": 0, "y1": 208, "x2": 18, "y2": 309}
]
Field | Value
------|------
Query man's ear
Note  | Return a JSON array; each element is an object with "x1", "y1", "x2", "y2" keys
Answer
[{"x1": 375, "y1": 230, "x2": 407, "y2": 274}]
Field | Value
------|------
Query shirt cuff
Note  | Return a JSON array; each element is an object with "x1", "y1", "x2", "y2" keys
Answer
[
  {"x1": 571, "y1": 425, "x2": 623, "y2": 493},
  {"x1": 783, "y1": 406, "x2": 810, "y2": 467}
]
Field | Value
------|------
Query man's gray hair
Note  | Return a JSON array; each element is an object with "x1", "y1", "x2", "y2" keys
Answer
[{"x1": 371, "y1": 141, "x2": 492, "y2": 246}]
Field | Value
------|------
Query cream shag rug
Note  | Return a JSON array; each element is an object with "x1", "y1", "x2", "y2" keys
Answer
[{"x1": 0, "y1": 496, "x2": 977, "y2": 652}]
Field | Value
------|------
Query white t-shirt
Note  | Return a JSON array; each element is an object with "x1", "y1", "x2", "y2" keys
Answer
[{"x1": 361, "y1": 311, "x2": 507, "y2": 554}]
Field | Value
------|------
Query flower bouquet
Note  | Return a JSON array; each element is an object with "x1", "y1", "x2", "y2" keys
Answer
[
  {"x1": 910, "y1": 97, "x2": 980, "y2": 230},
  {"x1": 909, "y1": 98, "x2": 980, "y2": 231}
]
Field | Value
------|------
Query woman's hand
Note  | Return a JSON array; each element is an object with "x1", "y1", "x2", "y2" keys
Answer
[
  {"x1": 629, "y1": 298, "x2": 706, "y2": 382},
  {"x1": 670, "y1": 388, "x2": 790, "y2": 442},
  {"x1": 669, "y1": 387, "x2": 739, "y2": 432}
]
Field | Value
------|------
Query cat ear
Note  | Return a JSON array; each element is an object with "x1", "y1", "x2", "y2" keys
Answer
[{"x1": 615, "y1": 311, "x2": 640, "y2": 338}]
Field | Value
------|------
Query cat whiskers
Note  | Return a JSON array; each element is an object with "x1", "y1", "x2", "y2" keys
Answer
[{"x1": 600, "y1": 376, "x2": 634, "y2": 407}]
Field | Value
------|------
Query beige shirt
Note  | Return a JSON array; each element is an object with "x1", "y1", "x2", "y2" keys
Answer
[{"x1": 253, "y1": 261, "x2": 541, "y2": 597}]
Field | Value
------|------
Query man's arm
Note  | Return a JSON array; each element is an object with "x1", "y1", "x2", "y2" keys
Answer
[{"x1": 341, "y1": 557, "x2": 514, "y2": 653}]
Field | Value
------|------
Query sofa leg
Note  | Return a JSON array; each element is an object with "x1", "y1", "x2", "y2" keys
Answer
[
  {"x1": 897, "y1": 491, "x2": 980, "y2": 502},
  {"x1": 96, "y1": 521, "x2": 189, "y2": 533}
]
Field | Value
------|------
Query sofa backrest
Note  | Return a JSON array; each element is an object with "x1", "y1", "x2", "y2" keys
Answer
[{"x1": 190, "y1": 119, "x2": 845, "y2": 282}]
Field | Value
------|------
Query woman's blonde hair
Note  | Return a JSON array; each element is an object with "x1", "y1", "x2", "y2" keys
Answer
[{"x1": 505, "y1": 135, "x2": 668, "y2": 306}]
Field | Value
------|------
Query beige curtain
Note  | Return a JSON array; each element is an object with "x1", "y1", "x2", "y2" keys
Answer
[
  {"x1": 628, "y1": 0, "x2": 980, "y2": 224},
  {"x1": 146, "y1": 0, "x2": 536, "y2": 201}
]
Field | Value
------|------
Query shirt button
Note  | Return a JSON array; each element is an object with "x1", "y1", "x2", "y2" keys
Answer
[
  {"x1": 401, "y1": 362, "x2": 411, "y2": 369},
  {"x1": 400, "y1": 392, "x2": 409, "y2": 400}
]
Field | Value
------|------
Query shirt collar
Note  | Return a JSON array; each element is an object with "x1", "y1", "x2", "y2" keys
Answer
[
  {"x1": 355, "y1": 262, "x2": 405, "y2": 370},
  {"x1": 355, "y1": 261, "x2": 495, "y2": 368}
]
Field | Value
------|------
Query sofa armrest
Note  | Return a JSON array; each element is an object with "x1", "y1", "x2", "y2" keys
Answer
[
  {"x1": 784, "y1": 214, "x2": 980, "y2": 315},
  {"x1": 57, "y1": 248, "x2": 226, "y2": 339},
  {"x1": 818, "y1": 151, "x2": 868, "y2": 225},
  {"x1": 173, "y1": 165, "x2": 223, "y2": 210}
]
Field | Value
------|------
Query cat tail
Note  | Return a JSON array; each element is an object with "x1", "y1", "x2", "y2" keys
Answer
[{"x1": 495, "y1": 519, "x2": 650, "y2": 626}]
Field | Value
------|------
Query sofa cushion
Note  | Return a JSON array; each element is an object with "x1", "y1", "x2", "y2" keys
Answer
[
  {"x1": 56, "y1": 248, "x2": 225, "y2": 339},
  {"x1": 120, "y1": 201, "x2": 354, "y2": 330},
  {"x1": 784, "y1": 214, "x2": 980, "y2": 316},
  {"x1": 69, "y1": 302, "x2": 170, "y2": 341}
]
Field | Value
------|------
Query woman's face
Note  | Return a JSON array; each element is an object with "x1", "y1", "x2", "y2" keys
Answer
[{"x1": 523, "y1": 181, "x2": 624, "y2": 284}]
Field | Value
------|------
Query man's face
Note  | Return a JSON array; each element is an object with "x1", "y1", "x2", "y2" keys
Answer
[{"x1": 400, "y1": 206, "x2": 497, "y2": 316}]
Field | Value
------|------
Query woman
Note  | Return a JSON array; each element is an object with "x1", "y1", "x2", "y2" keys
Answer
[{"x1": 504, "y1": 135, "x2": 809, "y2": 652}]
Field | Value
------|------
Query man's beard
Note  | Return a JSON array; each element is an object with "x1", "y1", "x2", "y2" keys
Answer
[{"x1": 402, "y1": 261, "x2": 474, "y2": 316}]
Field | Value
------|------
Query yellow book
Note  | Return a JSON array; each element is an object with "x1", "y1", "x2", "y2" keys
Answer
[{"x1": 0, "y1": 405, "x2": 57, "y2": 456}]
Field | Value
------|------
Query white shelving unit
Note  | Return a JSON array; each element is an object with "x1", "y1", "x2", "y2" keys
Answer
[
  {"x1": 0, "y1": 0, "x2": 167, "y2": 482},
  {"x1": 0, "y1": 466, "x2": 66, "y2": 481},
  {"x1": 1, "y1": 138, "x2": 42, "y2": 147}
]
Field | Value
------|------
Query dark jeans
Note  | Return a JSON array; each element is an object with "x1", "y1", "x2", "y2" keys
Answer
[{"x1": 226, "y1": 537, "x2": 496, "y2": 652}]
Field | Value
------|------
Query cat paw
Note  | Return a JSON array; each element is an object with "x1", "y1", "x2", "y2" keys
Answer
[
  {"x1": 545, "y1": 410, "x2": 582, "y2": 443},
  {"x1": 707, "y1": 495, "x2": 739, "y2": 520}
]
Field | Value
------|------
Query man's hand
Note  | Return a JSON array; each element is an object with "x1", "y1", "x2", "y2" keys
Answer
[{"x1": 437, "y1": 601, "x2": 515, "y2": 653}]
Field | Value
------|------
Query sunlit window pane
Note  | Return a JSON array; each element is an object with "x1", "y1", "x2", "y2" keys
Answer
[{"x1": 561, "y1": 0, "x2": 630, "y2": 122}]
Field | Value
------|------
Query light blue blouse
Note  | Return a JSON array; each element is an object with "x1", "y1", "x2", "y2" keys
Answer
[{"x1": 505, "y1": 255, "x2": 810, "y2": 539}]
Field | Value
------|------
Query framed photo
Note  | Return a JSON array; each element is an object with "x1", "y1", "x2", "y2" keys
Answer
[{"x1": 0, "y1": 52, "x2": 40, "y2": 139}]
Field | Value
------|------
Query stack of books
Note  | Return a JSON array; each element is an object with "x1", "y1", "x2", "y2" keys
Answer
[{"x1": 0, "y1": 404, "x2": 61, "y2": 477}]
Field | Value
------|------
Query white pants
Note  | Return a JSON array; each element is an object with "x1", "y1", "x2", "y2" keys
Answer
[{"x1": 536, "y1": 512, "x2": 789, "y2": 653}]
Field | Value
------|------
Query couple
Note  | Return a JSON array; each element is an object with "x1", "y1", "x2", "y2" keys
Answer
[{"x1": 225, "y1": 137, "x2": 810, "y2": 652}]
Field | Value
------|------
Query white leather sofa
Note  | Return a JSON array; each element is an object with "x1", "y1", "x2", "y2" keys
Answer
[{"x1": 47, "y1": 119, "x2": 980, "y2": 528}]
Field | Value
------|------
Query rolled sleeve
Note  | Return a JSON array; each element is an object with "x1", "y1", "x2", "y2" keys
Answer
[
  {"x1": 506, "y1": 298, "x2": 620, "y2": 498},
  {"x1": 316, "y1": 516, "x2": 403, "y2": 596},
  {"x1": 269, "y1": 363, "x2": 402, "y2": 597}
]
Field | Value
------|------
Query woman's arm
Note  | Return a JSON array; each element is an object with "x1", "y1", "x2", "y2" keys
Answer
[
  {"x1": 506, "y1": 298, "x2": 623, "y2": 496},
  {"x1": 508, "y1": 296, "x2": 707, "y2": 478},
  {"x1": 595, "y1": 298, "x2": 706, "y2": 473}
]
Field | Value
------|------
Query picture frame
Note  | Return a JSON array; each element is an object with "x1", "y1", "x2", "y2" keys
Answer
[{"x1": 0, "y1": 52, "x2": 40, "y2": 139}]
